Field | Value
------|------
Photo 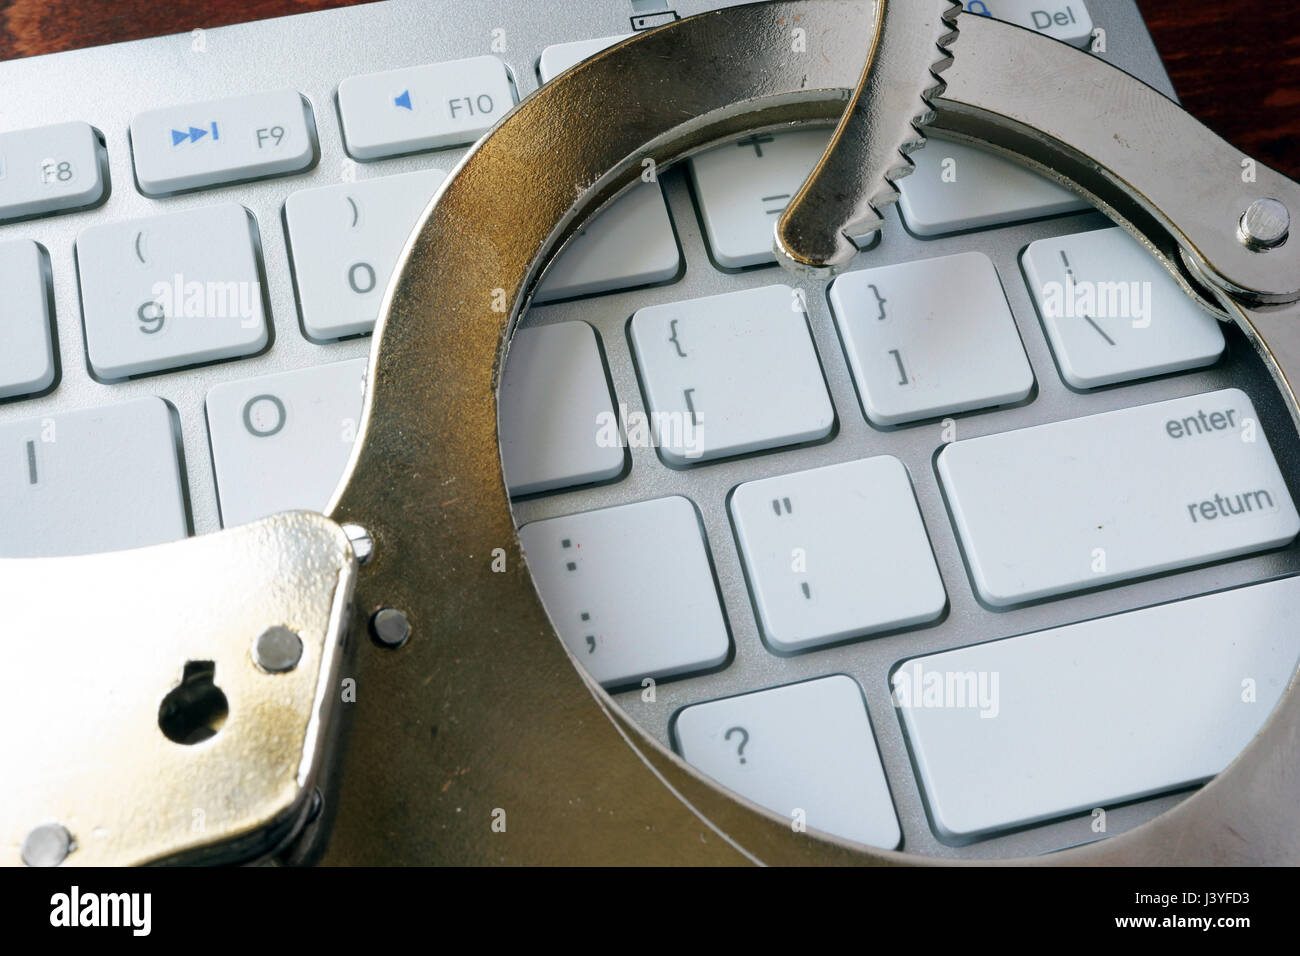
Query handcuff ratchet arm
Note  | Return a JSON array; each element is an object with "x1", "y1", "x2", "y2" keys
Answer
[{"x1": 785, "y1": 11, "x2": 1300, "y2": 311}]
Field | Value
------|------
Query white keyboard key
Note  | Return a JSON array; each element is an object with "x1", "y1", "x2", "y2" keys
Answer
[
  {"x1": 338, "y1": 56, "x2": 515, "y2": 160},
  {"x1": 938, "y1": 388, "x2": 1300, "y2": 607},
  {"x1": 689, "y1": 129, "x2": 874, "y2": 268},
  {"x1": 499, "y1": 322, "x2": 624, "y2": 495},
  {"x1": 535, "y1": 183, "x2": 680, "y2": 302},
  {"x1": 675, "y1": 676, "x2": 901, "y2": 849},
  {"x1": 206, "y1": 359, "x2": 366, "y2": 527},
  {"x1": 895, "y1": 575, "x2": 1300, "y2": 841},
  {"x1": 130, "y1": 89, "x2": 315, "y2": 195},
  {"x1": 538, "y1": 34, "x2": 630, "y2": 82},
  {"x1": 0, "y1": 121, "x2": 107, "y2": 221},
  {"x1": 966, "y1": 0, "x2": 1095, "y2": 48},
  {"x1": 77, "y1": 203, "x2": 268, "y2": 379},
  {"x1": 0, "y1": 239, "x2": 56, "y2": 399},
  {"x1": 518, "y1": 496, "x2": 729, "y2": 687},
  {"x1": 731, "y1": 457, "x2": 945, "y2": 651},
  {"x1": 829, "y1": 251, "x2": 1034, "y2": 425},
  {"x1": 0, "y1": 397, "x2": 187, "y2": 557},
  {"x1": 285, "y1": 168, "x2": 447, "y2": 340},
  {"x1": 1021, "y1": 226, "x2": 1226, "y2": 388},
  {"x1": 897, "y1": 137, "x2": 1088, "y2": 237},
  {"x1": 629, "y1": 285, "x2": 834, "y2": 465},
  {"x1": 532, "y1": 36, "x2": 679, "y2": 302}
]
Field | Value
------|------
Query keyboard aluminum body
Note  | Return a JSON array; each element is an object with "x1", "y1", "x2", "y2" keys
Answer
[{"x1": 3, "y1": 0, "x2": 1299, "y2": 860}]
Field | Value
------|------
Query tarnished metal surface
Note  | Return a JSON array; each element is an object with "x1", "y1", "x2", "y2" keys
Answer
[
  {"x1": 314, "y1": 1, "x2": 1300, "y2": 868},
  {"x1": 322, "y1": 0, "x2": 884, "y2": 866},
  {"x1": 0, "y1": 512, "x2": 356, "y2": 866},
  {"x1": 321, "y1": 1, "x2": 1300, "y2": 864}
]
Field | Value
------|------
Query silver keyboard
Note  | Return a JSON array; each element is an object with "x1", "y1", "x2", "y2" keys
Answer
[{"x1": 3, "y1": 0, "x2": 1299, "y2": 861}]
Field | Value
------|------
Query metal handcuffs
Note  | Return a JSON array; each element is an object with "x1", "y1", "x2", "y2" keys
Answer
[{"x1": 5, "y1": 0, "x2": 1298, "y2": 866}]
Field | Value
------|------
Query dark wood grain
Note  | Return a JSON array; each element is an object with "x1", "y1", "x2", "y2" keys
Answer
[
  {"x1": 1, "y1": 0, "x2": 1296, "y2": 177},
  {"x1": 1135, "y1": 0, "x2": 1300, "y2": 179},
  {"x1": 0, "y1": 0, "x2": 381, "y2": 60}
]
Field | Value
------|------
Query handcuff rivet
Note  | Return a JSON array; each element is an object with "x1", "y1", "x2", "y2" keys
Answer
[
  {"x1": 342, "y1": 523, "x2": 374, "y2": 565},
  {"x1": 370, "y1": 607, "x2": 411, "y2": 648},
  {"x1": 21, "y1": 823, "x2": 73, "y2": 867},
  {"x1": 254, "y1": 626, "x2": 304, "y2": 673},
  {"x1": 1239, "y1": 198, "x2": 1290, "y2": 250}
]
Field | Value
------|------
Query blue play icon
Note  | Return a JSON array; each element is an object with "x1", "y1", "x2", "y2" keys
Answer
[
  {"x1": 171, "y1": 124, "x2": 216, "y2": 145},
  {"x1": 393, "y1": 90, "x2": 412, "y2": 110}
]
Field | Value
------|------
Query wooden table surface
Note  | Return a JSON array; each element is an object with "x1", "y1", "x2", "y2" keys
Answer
[{"x1": 1, "y1": 0, "x2": 1296, "y2": 178}]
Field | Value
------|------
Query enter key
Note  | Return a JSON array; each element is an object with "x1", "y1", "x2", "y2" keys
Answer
[{"x1": 937, "y1": 388, "x2": 1300, "y2": 606}]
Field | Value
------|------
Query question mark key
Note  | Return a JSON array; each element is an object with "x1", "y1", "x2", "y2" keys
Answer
[{"x1": 673, "y1": 675, "x2": 902, "y2": 850}]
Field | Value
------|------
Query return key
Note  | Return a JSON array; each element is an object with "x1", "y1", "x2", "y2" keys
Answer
[{"x1": 937, "y1": 388, "x2": 1300, "y2": 606}]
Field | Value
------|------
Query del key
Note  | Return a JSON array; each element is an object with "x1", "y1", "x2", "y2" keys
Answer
[{"x1": 938, "y1": 388, "x2": 1300, "y2": 606}]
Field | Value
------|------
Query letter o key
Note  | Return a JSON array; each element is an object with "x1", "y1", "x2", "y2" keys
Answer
[{"x1": 243, "y1": 394, "x2": 287, "y2": 437}]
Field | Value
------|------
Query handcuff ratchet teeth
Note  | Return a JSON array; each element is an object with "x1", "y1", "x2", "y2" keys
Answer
[{"x1": 4, "y1": 0, "x2": 1298, "y2": 866}]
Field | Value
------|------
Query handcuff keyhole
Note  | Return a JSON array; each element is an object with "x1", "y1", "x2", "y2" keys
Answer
[{"x1": 158, "y1": 660, "x2": 229, "y2": 745}]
